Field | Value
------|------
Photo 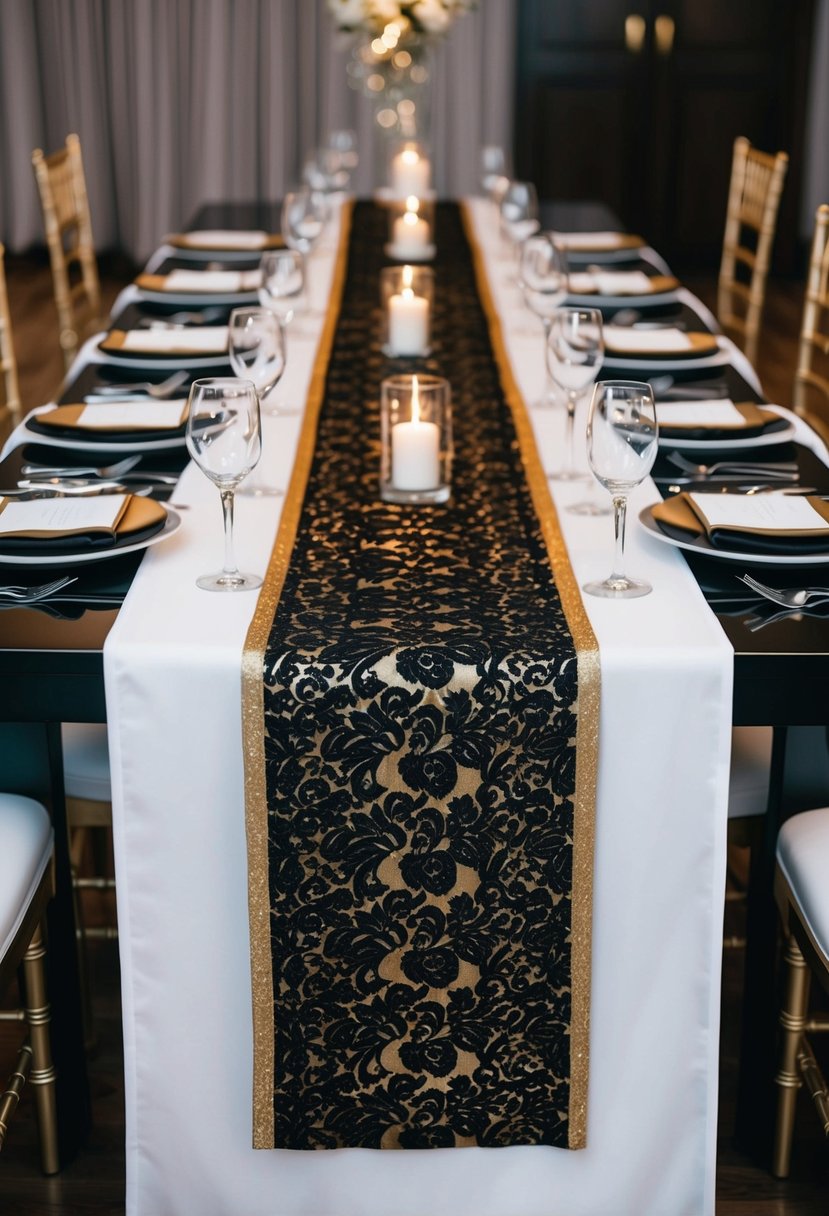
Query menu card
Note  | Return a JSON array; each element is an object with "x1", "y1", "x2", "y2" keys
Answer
[
  {"x1": 552, "y1": 231, "x2": 642, "y2": 251},
  {"x1": 177, "y1": 230, "x2": 269, "y2": 249},
  {"x1": 604, "y1": 325, "x2": 693, "y2": 353},
  {"x1": 156, "y1": 269, "x2": 261, "y2": 293},
  {"x1": 568, "y1": 270, "x2": 654, "y2": 295},
  {"x1": 687, "y1": 493, "x2": 829, "y2": 539},
  {"x1": 0, "y1": 495, "x2": 129, "y2": 539},
  {"x1": 74, "y1": 400, "x2": 189, "y2": 430},
  {"x1": 110, "y1": 326, "x2": 229, "y2": 354}
]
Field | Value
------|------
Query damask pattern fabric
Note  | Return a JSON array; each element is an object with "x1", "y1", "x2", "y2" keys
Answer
[{"x1": 250, "y1": 202, "x2": 595, "y2": 1151}]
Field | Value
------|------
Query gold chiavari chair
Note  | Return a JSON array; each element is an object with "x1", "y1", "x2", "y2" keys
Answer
[
  {"x1": 793, "y1": 203, "x2": 829, "y2": 437},
  {"x1": 717, "y1": 136, "x2": 789, "y2": 369},
  {"x1": 0, "y1": 243, "x2": 22, "y2": 443},
  {"x1": 0, "y1": 794, "x2": 58, "y2": 1173},
  {"x1": 772, "y1": 806, "x2": 829, "y2": 1177},
  {"x1": 31, "y1": 134, "x2": 102, "y2": 371}
]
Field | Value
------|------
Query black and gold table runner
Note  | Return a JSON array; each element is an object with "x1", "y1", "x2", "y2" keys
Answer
[{"x1": 243, "y1": 201, "x2": 599, "y2": 1151}]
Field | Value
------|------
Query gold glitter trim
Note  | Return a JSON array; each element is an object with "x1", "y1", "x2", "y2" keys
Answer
[
  {"x1": 461, "y1": 202, "x2": 600, "y2": 1151},
  {"x1": 242, "y1": 200, "x2": 354, "y2": 1150}
]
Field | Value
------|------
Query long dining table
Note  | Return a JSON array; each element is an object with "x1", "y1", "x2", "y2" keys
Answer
[{"x1": 2, "y1": 194, "x2": 828, "y2": 1213}]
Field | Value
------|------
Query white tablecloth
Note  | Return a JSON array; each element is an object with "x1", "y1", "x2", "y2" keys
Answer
[{"x1": 100, "y1": 199, "x2": 734, "y2": 1216}]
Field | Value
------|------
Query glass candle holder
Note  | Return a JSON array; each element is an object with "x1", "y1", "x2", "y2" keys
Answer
[
  {"x1": 387, "y1": 140, "x2": 431, "y2": 198},
  {"x1": 386, "y1": 195, "x2": 435, "y2": 262},
  {"x1": 380, "y1": 374, "x2": 452, "y2": 505},
  {"x1": 380, "y1": 264, "x2": 433, "y2": 357}
]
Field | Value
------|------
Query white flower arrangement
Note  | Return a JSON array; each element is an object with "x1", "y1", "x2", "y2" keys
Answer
[{"x1": 327, "y1": 0, "x2": 477, "y2": 38}]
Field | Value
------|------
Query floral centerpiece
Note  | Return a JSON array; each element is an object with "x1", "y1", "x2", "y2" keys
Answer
[
  {"x1": 327, "y1": 0, "x2": 477, "y2": 37},
  {"x1": 329, "y1": 1, "x2": 477, "y2": 137}
]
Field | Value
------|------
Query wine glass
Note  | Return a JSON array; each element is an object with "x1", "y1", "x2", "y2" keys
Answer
[
  {"x1": 328, "y1": 128, "x2": 359, "y2": 174},
  {"x1": 185, "y1": 378, "x2": 263, "y2": 592},
  {"x1": 498, "y1": 179, "x2": 539, "y2": 264},
  {"x1": 480, "y1": 144, "x2": 509, "y2": 207},
  {"x1": 582, "y1": 380, "x2": 659, "y2": 599},
  {"x1": 546, "y1": 307, "x2": 604, "y2": 480},
  {"x1": 228, "y1": 307, "x2": 286, "y2": 416},
  {"x1": 259, "y1": 249, "x2": 304, "y2": 327},
  {"x1": 282, "y1": 187, "x2": 328, "y2": 307},
  {"x1": 519, "y1": 235, "x2": 568, "y2": 409},
  {"x1": 228, "y1": 307, "x2": 287, "y2": 498}
]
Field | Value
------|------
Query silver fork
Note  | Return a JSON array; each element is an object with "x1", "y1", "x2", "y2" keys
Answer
[
  {"x1": 668, "y1": 452, "x2": 799, "y2": 478},
  {"x1": 20, "y1": 455, "x2": 142, "y2": 479},
  {"x1": 92, "y1": 369, "x2": 189, "y2": 398},
  {"x1": 0, "y1": 576, "x2": 78, "y2": 602},
  {"x1": 738, "y1": 573, "x2": 829, "y2": 609}
]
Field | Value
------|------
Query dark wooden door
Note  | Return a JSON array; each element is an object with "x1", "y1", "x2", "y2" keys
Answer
[{"x1": 514, "y1": 0, "x2": 816, "y2": 271}]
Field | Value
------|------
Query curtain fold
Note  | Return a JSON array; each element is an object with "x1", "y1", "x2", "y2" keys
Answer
[{"x1": 0, "y1": 0, "x2": 517, "y2": 262}]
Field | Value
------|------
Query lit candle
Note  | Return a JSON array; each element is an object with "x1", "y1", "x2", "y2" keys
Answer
[
  {"x1": 388, "y1": 266, "x2": 429, "y2": 355},
  {"x1": 392, "y1": 197, "x2": 430, "y2": 256},
  {"x1": 390, "y1": 147, "x2": 430, "y2": 197},
  {"x1": 391, "y1": 375, "x2": 440, "y2": 490}
]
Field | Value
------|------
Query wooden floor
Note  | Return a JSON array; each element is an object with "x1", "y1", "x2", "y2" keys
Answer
[{"x1": 1, "y1": 261, "x2": 827, "y2": 1212}]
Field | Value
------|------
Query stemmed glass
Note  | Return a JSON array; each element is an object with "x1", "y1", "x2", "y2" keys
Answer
[
  {"x1": 186, "y1": 378, "x2": 263, "y2": 592},
  {"x1": 546, "y1": 307, "x2": 604, "y2": 480},
  {"x1": 583, "y1": 380, "x2": 659, "y2": 599},
  {"x1": 519, "y1": 235, "x2": 568, "y2": 409},
  {"x1": 228, "y1": 307, "x2": 287, "y2": 498},
  {"x1": 498, "y1": 179, "x2": 539, "y2": 264},
  {"x1": 480, "y1": 144, "x2": 509, "y2": 213},
  {"x1": 259, "y1": 249, "x2": 305, "y2": 328},
  {"x1": 228, "y1": 307, "x2": 286, "y2": 417},
  {"x1": 281, "y1": 187, "x2": 328, "y2": 307}
]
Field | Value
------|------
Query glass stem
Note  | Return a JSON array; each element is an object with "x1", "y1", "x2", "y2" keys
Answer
[
  {"x1": 565, "y1": 391, "x2": 577, "y2": 471},
  {"x1": 542, "y1": 317, "x2": 552, "y2": 385},
  {"x1": 220, "y1": 488, "x2": 239, "y2": 579},
  {"x1": 610, "y1": 494, "x2": 628, "y2": 584}
]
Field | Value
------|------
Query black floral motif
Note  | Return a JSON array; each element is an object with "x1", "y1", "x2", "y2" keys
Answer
[{"x1": 261, "y1": 202, "x2": 584, "y2": 1151}]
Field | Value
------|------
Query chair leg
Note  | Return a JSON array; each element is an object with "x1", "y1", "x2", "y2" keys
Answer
[
  {"x1": 0, "y1": 1043, "x2": 31, "y2": 1150},
  {"x1": 772, "y1": 933, "x2": 810, "y2": 1178},
  {"x1": 22, "y1": 920, "x2": 59, "y2": 1175}
]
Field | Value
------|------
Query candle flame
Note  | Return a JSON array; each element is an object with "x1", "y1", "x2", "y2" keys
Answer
[
  {"x1": 411, "y1": 375, "x2": 420, "y2": 424},
  {"x1": 405, "y1": 195, "x2": 420, "y2": 214},
  {"x1": 403, "y1": 211, "x2": 418, "y2": 228},
  {"x1": 402, "y1": 149, "x2": 419, "y2": 165},
  {"x1": 402, "y1": 264, "x2": 413, "y2": 289},
  {"x1": 401, "y1": 286, "x2": 414, "y2": 300}
]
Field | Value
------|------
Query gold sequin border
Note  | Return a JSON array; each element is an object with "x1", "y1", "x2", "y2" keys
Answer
[
  {"x1": 460, "y1": 202, "x2": 600, "y2": 1150},
  {"x1": 242, "y1": 200, "x2": 355, "y2": 1150}
]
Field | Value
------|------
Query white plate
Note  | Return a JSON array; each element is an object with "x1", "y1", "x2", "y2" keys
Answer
[
  {"x1": 658, "y1": 419, "x2": 796, "y2": 451},
  {"x1": 567, "y1": 288, "x2": 681, "y2": 309},
  {"x1": 638, "y1": 504, "x2": 829, "y2": 565},
  {"x1": 135, "y1": 286, "x2": 259, "y2": 306},
  {"x1": 21, "y1": 416, "x2": 186, "y2": 453},
  {"x1": 94, "y1": 343, "x2": 228, "y2": 371},
  {"x1": 0, "y1": 507, "x2": 182, "y2": 567},
  {"x1": 602, "y1": 346, "x2": 731, "y2": 373}
]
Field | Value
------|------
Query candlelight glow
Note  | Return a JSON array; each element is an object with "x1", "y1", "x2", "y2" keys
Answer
[{"x1": 402, "y1": 264, "x2": 413, "y2": 288}]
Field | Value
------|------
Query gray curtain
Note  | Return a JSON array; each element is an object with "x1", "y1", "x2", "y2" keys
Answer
[{"x1": 0, "y1": 0, "x2": 517, "y2": 262}]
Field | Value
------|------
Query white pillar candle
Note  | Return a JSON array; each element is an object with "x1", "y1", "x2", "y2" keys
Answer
[
  {"x1": 388, "y1": 287, "x2": 429, "y2": 355},
  {"x1": 392, "y1": 207, "x2": 430, "y2": 256},
  {"x1": 390, "y1": 149, "x2": 430, "y2": 197},
  {"x1": 391, "y1": 377, "x2": 440, "y2": 490}
]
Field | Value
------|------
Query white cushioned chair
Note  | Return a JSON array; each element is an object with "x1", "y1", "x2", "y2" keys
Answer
[
  {"x1": 0, "y1": 793, "x2": 59, "y2": 1173},
  {"x1": 772, "y1": 806, "x2": 829, "y2": 1177}
]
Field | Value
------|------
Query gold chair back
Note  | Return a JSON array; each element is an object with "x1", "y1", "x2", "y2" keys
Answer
[
  {"x1": 793, "y1": 203, "x2": 829, "y2": 428},
  {"x1": 0, "y1": 244, "x2": 22, "y2": 442},
  {"x1": 31, "y1": 133, "x2": 102, "y2": 371},
  {"x1": 717, "y1": 135, "x2": 788, "y2": 368}
]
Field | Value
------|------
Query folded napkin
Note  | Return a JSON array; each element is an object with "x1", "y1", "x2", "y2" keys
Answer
[
  {"x1": 655, "y1": 400, "x2": 779, "y2": 440},
  {"x1": 136, "y1": 269, "x2": 262, "y2": 294},
  {"x1": 652, "y1": 491, "x2": 829, "y2": 554},
  {"x1": 33, "y1": 401, "x2": 188, "y2": 434},
  {"x1": 0, "y1": 494, "x2": 167, "y2": 554},
  {"x1": 567, "y1": 270, "x2": 677, "y2": 296},
  {"x1": 167, "y1": 230, "x2": 282, "y2": 251},
  {"x1": 552, "y1": 231, "x2": 644, "y2": 252},
  {"x1": 100, "y1": 326, "x2": 229, "y2": 356},
  {"x1": 604, "y1": 326, "x2": 718, "y2": 356}
]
